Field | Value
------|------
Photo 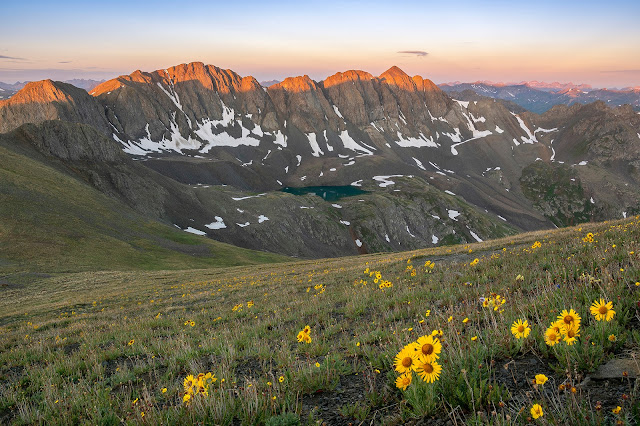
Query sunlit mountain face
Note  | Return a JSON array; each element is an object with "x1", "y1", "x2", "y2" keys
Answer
[{"x1": 1, "y1": 62, "x2": 639, "y2": 257}]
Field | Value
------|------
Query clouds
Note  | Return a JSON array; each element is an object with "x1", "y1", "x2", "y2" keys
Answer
[
  {"x1": 0, "y1": 55, "x2": 27, "y2": 61},
  {"x1": 397, "y1": 51, "x2": 428, "y2": 57}
]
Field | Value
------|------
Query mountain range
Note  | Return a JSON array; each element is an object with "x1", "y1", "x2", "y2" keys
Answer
[
  {"x1": 440, "y1": 81, "x2": 640, "y2": 114},
  {"x1": 1, "y1": 62, "x2": 639, "y2": 260}
]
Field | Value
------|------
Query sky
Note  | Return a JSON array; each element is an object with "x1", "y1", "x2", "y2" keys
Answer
[{"x1": 1, "y1": 0, "x2": 639, "y2": 88}]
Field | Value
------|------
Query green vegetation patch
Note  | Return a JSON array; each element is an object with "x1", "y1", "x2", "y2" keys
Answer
[{"x1": 1, "y1": 218, "x2": 640, "y2": 424}]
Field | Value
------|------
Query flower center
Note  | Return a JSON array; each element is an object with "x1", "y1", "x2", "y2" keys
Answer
[
  {"x1": 517, "y1": 325, "x2": 525, "y2": 333},
  {"x1": 422, "y1": 343, "x2": 434, "y2": 355},
  {"x1": 423, "y1": 363, "x2": 434, "y2": 374},
  {"x1": 598, "y1": 305, "x2": 608, "y2": 315},
  {"x1": 564, "y1": 315, "x2": 573, "y2": 324},
  {"x1": 567, "y1": 328, "x2": 576, "y2": 338},
  {"x1": 402, "y1": 357, "x2": 413, "y2": 368}
]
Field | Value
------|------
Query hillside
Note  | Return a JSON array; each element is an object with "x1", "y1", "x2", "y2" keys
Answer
[
  {"x1": 1, "y1": 217, "x2": 638, "y2": 424},
  {"x1": 0, "y1": 126, "x2": 287, "y2": 274}
]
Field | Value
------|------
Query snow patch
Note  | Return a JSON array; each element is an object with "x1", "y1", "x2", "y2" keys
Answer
[
  {"x1": 184, "y1": 227, "x2": 206, "y2": 236},
  {"x1": 534, "y1": 127, "x2": 558, "y2": 134},
  {"x1": 442, "y1": 128, "x2": 462, "y2": 143},
  {"x1": 432, "y1": 235, "x2": 439, "y2": 244},
  {"x1": 232, "y1": 193, "x2": 267, "y2": 201},
  {"x1": 273, "y1": 130, "x2": 287, "y2": 147},
  {"x1": 395, "y1": 131, "x2": 438, "y2": 148},
  {"x1": 340, "y1": 220, "x2": 351, "y2": 225},
  {"x1": 511, "y1": 113, "x2": 538, "y2": 144},
  {"x1": 406, "y1": 226, "x2": 416, "y2": 237},
  {"x1": 469, "y1": 229, "x2": 483, "y2": 242},
  {"x1": 258, "y1": 215, "x2": 269, "y2": 223},
  {"x1": 355, "y1": 239, "x2": 362, "y2": 247},
  {"x1": 448, "y1": 210, "x2": 460, "y2": 220},
  {"x1": 332, "y1": 204, "x2": 342, "y2": 208},
  {"x1": 470, "y1": 112, "x2": 486, "y2": 123},
  {"x1": 495, "y1": 125, "x2": 504, "y2": 134},
  {"x1": 339, "y1": 130, "x2": 373, "y2": 155},
  {"x1": 205, "y1": 216, "x2": 227, "y2": 230},
  {"x1": 373, "y1": 175, "x2": 405, "y2": 188},
  {"x1": 306, "y1": 133, "x2": 324, "y2": 157},
  {"x1": 332, "y1": 104, "x2": 344, "y2": 119},
  {"x1": 413, "y1": 157, "x2": 426, "y2": 170}
]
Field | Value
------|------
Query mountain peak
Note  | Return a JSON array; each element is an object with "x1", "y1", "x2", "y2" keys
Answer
[
  {"x1": 272, "y1": 75, "x2": 318, "y2": 93},
  {"x1": 380, "y1": 66, "x2": 409, "y2": 80},
  {"x1": 322, "y1": 70, "x2": 374, "y2": 88},
  {"x1": 2, "y1": 79, "x2": 75, "y2": 106}
]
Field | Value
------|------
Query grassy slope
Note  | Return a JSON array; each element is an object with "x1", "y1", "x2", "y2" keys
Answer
[
  {"x1": 1, "y1": 217, "x2": 639, "y2": 424},
  {"x1": 0, "y1": 144, "x2": 287, "y2": 275}
]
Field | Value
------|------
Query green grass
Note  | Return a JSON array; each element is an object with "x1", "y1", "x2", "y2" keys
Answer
[
  {"x1": 1, "y1": 218, "x2": 640, "y2": 424},
  {"x1": 0, "y1": 144, "x2": 287, "y2": 275}
]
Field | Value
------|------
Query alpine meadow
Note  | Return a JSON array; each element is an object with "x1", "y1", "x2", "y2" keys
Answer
[{"x1": 1, "y1": 0, "x2": 640, "y2": 424}]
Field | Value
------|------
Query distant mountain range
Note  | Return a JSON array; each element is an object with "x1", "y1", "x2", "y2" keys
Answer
[
  {"x1": 1, "y1": 62, "x2": 639, "y2": 259},
  {"x1": 439, "y1": 81, "x2": 640, "y2": 114}
]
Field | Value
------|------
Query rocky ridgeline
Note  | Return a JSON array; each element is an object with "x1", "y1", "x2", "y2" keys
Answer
[{"x1": 0, "y1": 62, "x2": 639, "y2": 257}]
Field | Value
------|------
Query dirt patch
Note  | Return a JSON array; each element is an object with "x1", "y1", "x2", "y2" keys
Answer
[
  {"x1": 234, "y1": 356, "x2": 270, "y2": 381},
  {"x1": 300, "y1": 370, "x2": 390, "y2": 425}
]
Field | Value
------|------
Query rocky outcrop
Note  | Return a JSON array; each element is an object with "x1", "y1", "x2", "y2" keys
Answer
[{"x1": 0, "y1": 80, "x2": 110, "y2": 134}]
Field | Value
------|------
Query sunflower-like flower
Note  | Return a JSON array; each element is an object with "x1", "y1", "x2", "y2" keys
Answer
[
  {"x1": 557, "y1": 309, "x2": 581, "y2": 330},
  {"x1": 544, "y1": 325, "x2": 562, "y2": 346},
  {"x1": 393, "y1": 345, "x2": 419, "y2": 374},
  {"x1": 297, "y1": 326, "x2": 312, "y2": 344},
  {"x1": 549, "y1": 320, "x2": 565, "y2": 335},
  {"x1": 183, "y1": 374, "x2": 198, "y2": 393},
  {"x1": 511, "y1": 319, "x2": 531, "y2": 339},
  {"x1": 563, "y1": 324, "x2": 580, "y2": 345},
  {"x1": 530, "y1": 403, "x2": 543, "y2": 419},
  {"x1": 415, "y1": 358, "x2": 442, "y2": 383},
  {"x1": 590, "y1": 299, "x2": 615, "y2": 321},
  {"x1": 534, "y1": 374, "x2": 548, "y2": 385},
  {"x1": 395, "y1": 372, "x2": 412, "y2": 390},
  {"x1": 415, "y1": 335, "x2": 442, "y2": 363}
]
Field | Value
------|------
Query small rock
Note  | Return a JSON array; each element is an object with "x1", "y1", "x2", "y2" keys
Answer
[{"x1": 590, "y1": 358, "x2": 640, "y2": 379}]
